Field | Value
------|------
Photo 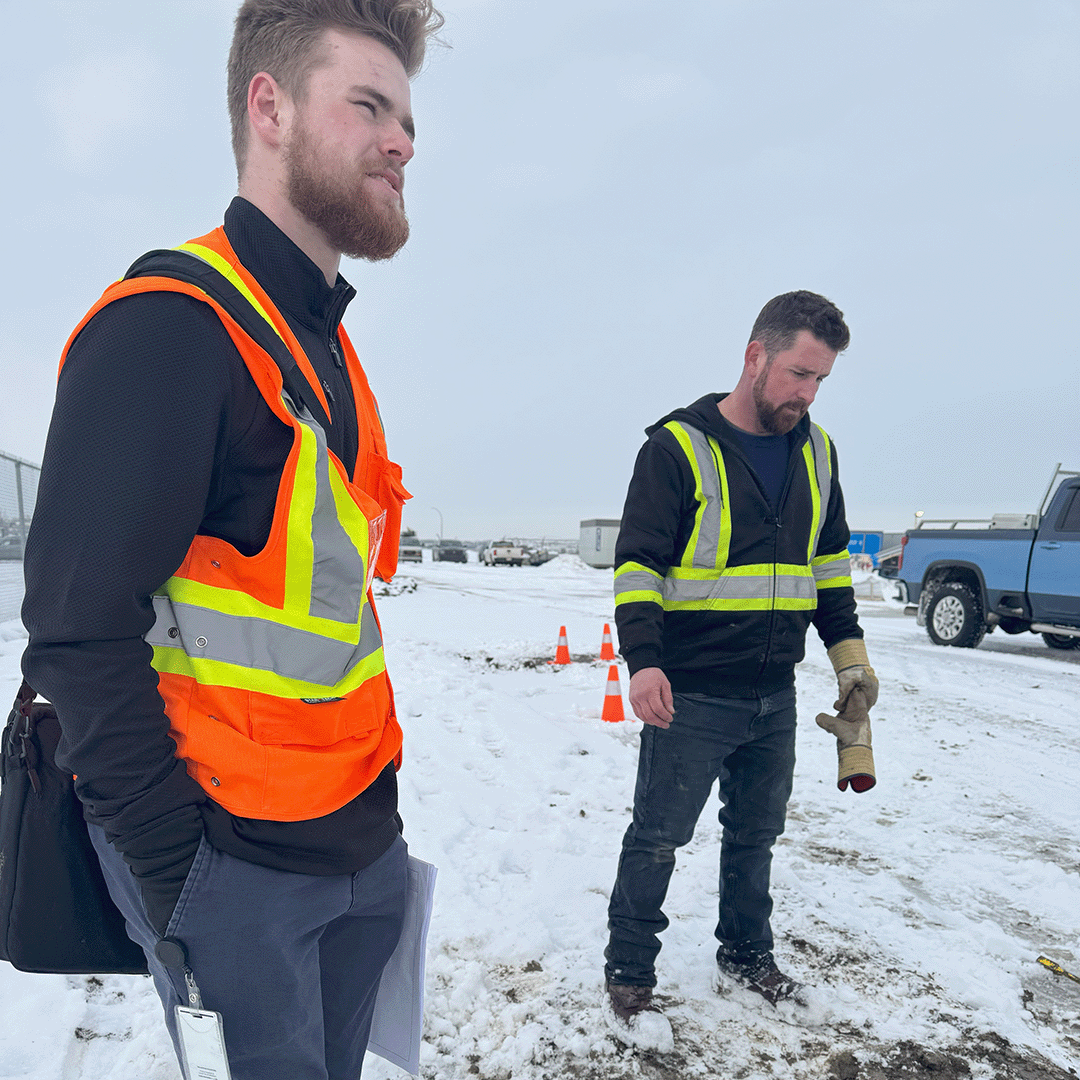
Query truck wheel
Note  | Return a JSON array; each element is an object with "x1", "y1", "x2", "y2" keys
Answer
[
  {"x1": 1041, "y1": 632, "x2": 1080, "y2": 650},
  {"x1": 925, "y1": 583, "x2": 986, "y2": 648}
]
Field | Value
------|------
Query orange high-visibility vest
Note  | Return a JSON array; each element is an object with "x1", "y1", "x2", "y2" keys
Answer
[{"x1": 59, "y1": 226, "x2": 411, "y2": 820}]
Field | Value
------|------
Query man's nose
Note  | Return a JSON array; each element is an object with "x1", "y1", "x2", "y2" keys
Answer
[{"x1": 382, "y1": 121, "x2": 414, "y2": 164}]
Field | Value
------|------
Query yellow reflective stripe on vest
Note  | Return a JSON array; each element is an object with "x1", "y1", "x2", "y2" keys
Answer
[
  {"x1": 150, "y1": 640, "x2": 384, "y2": 699},
  {"x1": 281, "y1": 395, "x2": 367, "y2": 623},
  {"x1": 812, "y1": 550, "x2": 853, "y2": 590},
  {"x1": 614, "y1": 561, "x2": 663, "y2": 606},
  {"x1": 805, "y1": 423, "x2": 832, "y2": 561},
  {"x1": 176, "y1": 242, "x2": 286, "y2": 344},
  {"x1": 664, "y1": 421, "x2": 731, "y2": 570}
]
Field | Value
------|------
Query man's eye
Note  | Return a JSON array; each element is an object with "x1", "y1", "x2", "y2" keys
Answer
[{"x1": 353, "y1": 100, "x2": 376, "y2": 115}]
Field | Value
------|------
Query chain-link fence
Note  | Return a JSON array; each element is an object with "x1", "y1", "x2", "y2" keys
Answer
[{"x1": 0, "y1": 451, "x2": 39, "y2": 623}]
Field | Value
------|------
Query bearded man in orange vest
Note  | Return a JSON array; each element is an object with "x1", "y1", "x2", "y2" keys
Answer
[{"x1": 21, "y1": 2, "x2": 443, "y2": 1076}]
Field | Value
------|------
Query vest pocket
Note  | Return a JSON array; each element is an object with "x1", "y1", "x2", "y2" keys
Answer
[
  {"x1": 248, "y1": 692, "x2": 377, "y2": 746},
  {"x1": 363, "y1": 452, "x2": 411, "y2": 580}
]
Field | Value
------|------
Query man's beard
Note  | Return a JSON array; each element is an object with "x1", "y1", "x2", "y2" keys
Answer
[
  {"x1": 284, "y1": 122, "x2": 409, "y2": 262},
  {"x1": 752, "y1": 364, "x2": 806, "y2": 435}
]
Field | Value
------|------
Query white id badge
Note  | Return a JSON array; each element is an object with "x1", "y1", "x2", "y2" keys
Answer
[{"x1": 175, "y1": 1006, "x2": 232, "y2": 1080}]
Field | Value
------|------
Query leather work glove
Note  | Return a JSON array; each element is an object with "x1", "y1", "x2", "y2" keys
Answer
[
  {"x1": 827, "y1": 638, "x2": 878, "y2": 717},
  {"x1": 816, "y1": 689, "x2": 876, "y2": 792},
  {"x1": 819, "y1": 639, "x2": 879, "y2": 792}
]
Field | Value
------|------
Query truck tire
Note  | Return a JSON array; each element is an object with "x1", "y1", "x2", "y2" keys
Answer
[
  {"x1": 925, "y1": 582, "x2": 986, "y2": 648},
  {"x1": 1041, "y1": 632, "x2": 1080, "y2": 650}
]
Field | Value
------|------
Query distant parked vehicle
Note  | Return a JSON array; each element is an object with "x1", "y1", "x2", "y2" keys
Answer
[
  {"x1": 0, "y1": 536, "x2": 23, "y2": 561},
  {"x1": 398, "y1": 538, "x2": 423, "y2": 564},
  {"x1": 897, "y1": 464, "x2": 1080, "y2": 649},
  {"x1": 482, "y1": 541, "x2": 525, "y2": 566},
  {"x1": 434, "y1": 540, "x2": 468, "y2": 563}
]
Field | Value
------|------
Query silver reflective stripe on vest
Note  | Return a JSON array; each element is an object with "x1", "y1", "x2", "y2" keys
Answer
[
  {"x1": 614, "y1": 570, "x2": 664, "y2": 602},
  {"x1": 283, "y1": 392, "x2": 364, "y2": 624},
  {"x1": 678, "y1": 424, "x2": 725, "y2": 570},
  {"x1": 147, "y1": 595, "x2": 382, "y2": 687},
  {"x1": 661, "y1": 570, "x2": 817, "y2": 605},
  {"x1": 807, "y1": 424, "x2": 831, "y2": 558},
  {"x1": 812, "y1": 554, "x2": 852, "y2": 585}
]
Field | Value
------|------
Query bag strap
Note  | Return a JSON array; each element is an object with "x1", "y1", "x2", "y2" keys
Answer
[
  {"x1": 15, "y1": 681, "x2": 34, "y2": 714},
  {"x1": 4, "y1": 681, "x2": 41, "y2": 791}
]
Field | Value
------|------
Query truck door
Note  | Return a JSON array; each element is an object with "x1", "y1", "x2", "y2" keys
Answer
[{"x1": 1027, "y1": 480, "x2": 1080, "y2": 623}]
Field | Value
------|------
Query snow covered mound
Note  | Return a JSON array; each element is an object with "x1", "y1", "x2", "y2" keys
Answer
[{"x1": 529, "y1": 553, "x2": 612, "y2": 579}]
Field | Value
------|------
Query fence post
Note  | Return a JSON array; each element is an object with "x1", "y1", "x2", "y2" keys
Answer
[{"x1": 14, "y1": 461, "x2": 26, "y2": 556}]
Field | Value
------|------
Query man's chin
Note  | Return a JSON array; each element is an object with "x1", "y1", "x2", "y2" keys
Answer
[
  {"x1": 339, "y1": 212, "x2": 409, "y2": 262},
  {"x1": 760, "y1": 407, "x2": 804, "y2": 435}
]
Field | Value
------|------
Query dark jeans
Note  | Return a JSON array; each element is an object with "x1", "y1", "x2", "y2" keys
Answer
[
  {"x1": 90, "y1": 824, "x2": 408, "y2": 1080},
  {"x1": 605, "y1": 686, "x2": 797, "y2": 987}
]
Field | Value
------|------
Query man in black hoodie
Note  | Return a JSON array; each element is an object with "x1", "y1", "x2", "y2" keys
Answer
[{"x1": 603, "y1": 292, "x2": 878, "y2": 1045}]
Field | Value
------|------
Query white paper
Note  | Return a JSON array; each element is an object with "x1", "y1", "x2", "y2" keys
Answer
[{"x1": 367, "y1": 855, "x2": 438, "y2": 1075}]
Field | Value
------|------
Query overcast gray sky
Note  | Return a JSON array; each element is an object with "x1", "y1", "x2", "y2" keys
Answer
[{"x1": 4, "y1": 0, "x2": 1077, "y2": 541}]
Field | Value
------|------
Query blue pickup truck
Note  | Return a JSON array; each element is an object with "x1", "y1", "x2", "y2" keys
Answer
[{"x1": 896, "y1": 466, "x2": 1080, "y2": 650}]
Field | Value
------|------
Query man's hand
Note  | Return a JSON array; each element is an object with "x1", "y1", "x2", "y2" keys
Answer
[
  {"x1": 816, "y1": 689, "x2": 876, "y2": 792},
  {"x1": 629, "y1": 667, "x2": 675, "y2": 729},
  {"x1": 117, "y1": 807, "x2": 205, "y2": 936},
  {"x1": 827, "y1": 639, "x2": 878, "y2": 717}
]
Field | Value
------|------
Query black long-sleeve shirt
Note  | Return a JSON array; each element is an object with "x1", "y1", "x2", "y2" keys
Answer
[{"x1": 22, "y1": 199, "x2": 400, "y2": 918}]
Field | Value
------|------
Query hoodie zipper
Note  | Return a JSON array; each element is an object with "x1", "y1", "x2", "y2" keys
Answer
[{"x1": 754, "y1": 431, "x2": 807, "y2": 684}]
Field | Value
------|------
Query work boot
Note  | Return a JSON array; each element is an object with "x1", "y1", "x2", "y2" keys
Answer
[
  {"x1": 716, "y1": 951, "x2": 808, "y2": 1007},
  {"x1": 603, "y1": 982, "x2": 674, "y2": 1052}
]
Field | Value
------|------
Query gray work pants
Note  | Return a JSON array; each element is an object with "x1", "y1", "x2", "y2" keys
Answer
[{"x1": 90, "y1": 824, "x2": 408, "y2": 1080}]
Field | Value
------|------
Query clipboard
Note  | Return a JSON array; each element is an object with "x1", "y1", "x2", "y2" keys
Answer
[{"x1": 367, "y1": 856, "x2": 438, "y2": 1075}]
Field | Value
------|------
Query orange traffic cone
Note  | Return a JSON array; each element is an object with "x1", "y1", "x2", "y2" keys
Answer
[
  {"x1": 602, "y1": 665, "x2": 626, "y2": 722},
  {"x1": 550, "y1": 626, "x2": 571, "y2": 665},
  {"x1": 599, "y1": 623, "x2": 616, "y2": 661}
]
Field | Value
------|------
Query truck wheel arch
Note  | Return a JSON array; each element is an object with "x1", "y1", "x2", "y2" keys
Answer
[{"x1": 921, "y1": 561, "x2": 988, "y2": 613}]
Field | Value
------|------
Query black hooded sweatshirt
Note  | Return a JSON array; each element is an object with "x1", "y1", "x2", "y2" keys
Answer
[{"x1": 614, "y1": 393, "x2": 862, "y2": 697}]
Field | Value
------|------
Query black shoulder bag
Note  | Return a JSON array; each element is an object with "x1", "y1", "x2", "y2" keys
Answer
[{"x1": 0, "y1": 682, "x2": 148, "y2": 974}]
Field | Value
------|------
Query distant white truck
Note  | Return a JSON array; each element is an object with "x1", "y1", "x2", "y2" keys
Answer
[{"x1": 482, "y1": 540, "x2": 525, "y2": 566}]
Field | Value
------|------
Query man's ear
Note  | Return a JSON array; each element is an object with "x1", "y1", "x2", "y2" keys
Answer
[
  {"x1": 744, "y1": 340, "x2": 769, "y2": 378},
  {"x1": 247, "y1": 71, "x2": 290, "y2": 152}
]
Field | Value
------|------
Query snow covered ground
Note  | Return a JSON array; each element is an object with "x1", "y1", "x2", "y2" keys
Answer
[{"x1": 1, "y1": 556, "x2": 1078, "y2": 1080}]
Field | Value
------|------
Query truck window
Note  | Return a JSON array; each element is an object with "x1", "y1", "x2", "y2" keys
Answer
[{"x1": 1057, "y1": 487, "x2": 1080, "y2": 533}]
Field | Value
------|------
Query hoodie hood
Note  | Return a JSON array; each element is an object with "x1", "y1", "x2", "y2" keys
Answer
[{"x1": 645, "y1": 392, "x2": 811, "y2": 445}]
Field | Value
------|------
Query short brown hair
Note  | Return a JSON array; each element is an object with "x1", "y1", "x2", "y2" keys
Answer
[
  {"x1": 749, "y1": 290, "x2": 850, "y2": 358},
  {"x1": 228, "y1": 0, "x2": 444, "y2": 173}
]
